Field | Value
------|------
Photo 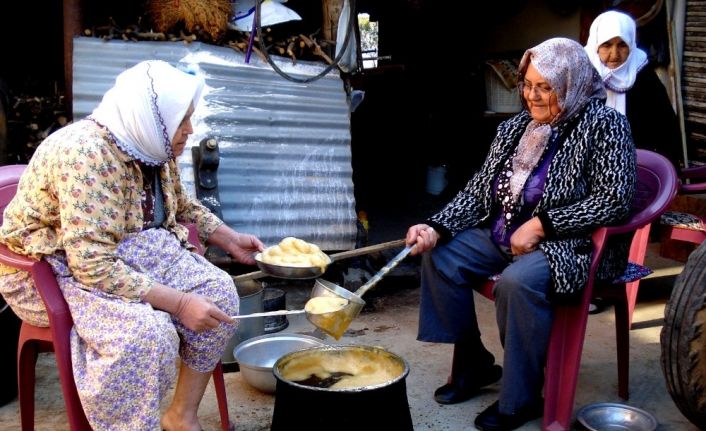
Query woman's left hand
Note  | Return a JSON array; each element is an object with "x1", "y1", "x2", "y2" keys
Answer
[
  {"x1": 224, "y1": 232, "x2": 265, "y2": 265},
  {"x1": 510, "y1": 217, "x2": 545, "y2": 256},
  {"x1": 207, "y1": 224, "x2": 265, "y2": 265}
]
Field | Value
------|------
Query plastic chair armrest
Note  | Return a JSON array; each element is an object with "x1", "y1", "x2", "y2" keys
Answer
[
  {"x1": 0, "y1": 243, "x2": 38, "y2": 271},
  {"x1": 680, "y1": 182, "x2": 706, "y2": 194},
  {"x1": 0, "y1": 243, "x2": 71, "y2": 323},
  {"x1": 680, "y1": 164, "x2": 706, "y2": 179}
]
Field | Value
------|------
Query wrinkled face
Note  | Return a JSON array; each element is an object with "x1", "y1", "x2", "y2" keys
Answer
[
  {"x1": 171, "y1": 104, "x2": 195, "y2": 158},
  {"x1": 522, "y1": 63, "x2": 561, "y2": 123},
  {"x1": 598, "y1": 36, "x2": 630, "y2": 69}
]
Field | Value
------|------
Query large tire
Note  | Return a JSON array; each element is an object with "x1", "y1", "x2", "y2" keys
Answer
[{"x1": 661, "y1": 240, "x2": 706, "y2": 428}]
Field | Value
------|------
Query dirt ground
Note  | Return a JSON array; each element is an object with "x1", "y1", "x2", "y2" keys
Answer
[{"x1": 0, "y1": 241, "x2": 700, "y2": 430}]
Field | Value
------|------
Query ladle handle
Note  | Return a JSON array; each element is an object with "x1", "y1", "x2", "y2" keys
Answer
[
  {"x1": 231, "y1": 309, "x2": 306, "y2": 319},
  {"x1": 354, "y1": 245, "x2": 414, "y2": 298}
]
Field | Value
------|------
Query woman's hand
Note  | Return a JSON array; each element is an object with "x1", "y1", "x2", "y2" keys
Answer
[
  {"x1": 406, "y1": 224, "x2": 439, "y2": 255},
  {"x1": 207, "y1": 224, "x2": 264, "y2": 265},
  {"x1": 510, "y1": 216, "x2": 545, "y2": 256},
  {"x1": 142, "y1": 284, "x2": 233, "y2": 333},
  {"x1": 174, "y1": 292, "x2": 233, "y2": 333},
  {"x1": 224, "y1": 232, "x2": 265, "y2": 265}
]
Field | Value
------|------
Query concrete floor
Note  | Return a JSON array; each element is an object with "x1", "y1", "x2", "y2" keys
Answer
[
  {"x1": 0, "y1": 243, "x2": 700, "y2": 431},
  {"x1": 0, "y1": 188, "x2": 701, "y2": 430}
]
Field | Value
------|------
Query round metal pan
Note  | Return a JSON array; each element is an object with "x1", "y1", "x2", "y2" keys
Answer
[
  {"x1": 254, "y1": 253, "x2": 330, "y2": 280},
  {"x1": 235, "y1": 239, "x2": 406, "y2": 283}
]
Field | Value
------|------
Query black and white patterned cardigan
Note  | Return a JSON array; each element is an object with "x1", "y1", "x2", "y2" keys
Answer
[{"x1": 428, "y1": 98, "x2": 636, "y2": 301}]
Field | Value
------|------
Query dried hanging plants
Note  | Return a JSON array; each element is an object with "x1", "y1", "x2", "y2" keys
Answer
[{"x1": 147, "y1": 0, "x2": 231, "y2": 41}]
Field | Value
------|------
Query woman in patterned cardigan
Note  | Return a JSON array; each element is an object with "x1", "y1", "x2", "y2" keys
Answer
[
  {"x1": 405, "y1": 38, "x2": 636, "y2": 431},
  {"x1": 0, "y1": 61, "x2": 264, "y2": 430}
]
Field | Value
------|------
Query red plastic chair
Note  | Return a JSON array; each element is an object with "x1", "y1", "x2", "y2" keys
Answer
[
  {"x1": 475, "y1": 149, "x2": 678, "y2": 431},
  {"x1": 659, "y1": 163, "x2": 706, "y2": 246},
  {"x1": 0, "y1": 164, "x2": 232, "y2": 431}
]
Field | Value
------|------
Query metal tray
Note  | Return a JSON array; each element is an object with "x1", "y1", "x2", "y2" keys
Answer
[{"x1": 576, "y1": 403, "x2": 657, "y2": 431}]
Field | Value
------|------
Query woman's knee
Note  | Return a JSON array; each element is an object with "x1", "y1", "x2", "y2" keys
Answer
[
  {"x1": 208, "y1": 268, "x2": 239, "y2": 316},
  {"x1": 494, "y1": 265, "x2": 550, "y2": 303},
  {"x1": 123, "y1": 313, "x2": 179, "y2": 361}
]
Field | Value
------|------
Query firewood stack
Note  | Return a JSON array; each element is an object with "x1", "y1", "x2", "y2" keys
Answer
[
  {"x1": 8, "y1": 93, "x2": 67, "y2": 163},
  {"x1": 83, "y1": 18, "x2": 336, "y2": 66}
]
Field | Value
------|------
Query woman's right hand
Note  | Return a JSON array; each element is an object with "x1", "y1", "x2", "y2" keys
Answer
[
  {"x1": 143, "y1": 284, "x2": 233, "y2": 333},
  {"x1": 174, "y1": 292, "x2": 234, "y2": 333},
  {"x1": 406, "y1": 224, "x2": 439, "y2": 255}
]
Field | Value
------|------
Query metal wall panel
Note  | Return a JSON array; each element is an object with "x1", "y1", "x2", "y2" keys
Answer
[{"x1": 73, "y1": 37, "x2": 356, "y2": 250}]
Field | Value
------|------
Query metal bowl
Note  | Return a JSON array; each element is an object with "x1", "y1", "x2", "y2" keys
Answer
[
  {"x1": 233, "y1": 333, "x2": 326, "y2": 394},
  {"x1": 254, "y1": 253, "x2": 329, "y2": 279},
  {"x1": 576, "y1": 403, "x2": 657, "y2": 431}
]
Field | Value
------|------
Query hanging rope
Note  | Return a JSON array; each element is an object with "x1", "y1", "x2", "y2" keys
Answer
[{"x1": 255, "y1": 0, "x2": 357, "y2": 83}]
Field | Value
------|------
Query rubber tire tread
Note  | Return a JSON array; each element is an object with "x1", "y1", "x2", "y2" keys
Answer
[{"x1": 661, "y1": 241, "x2": 706, "y2": 428}]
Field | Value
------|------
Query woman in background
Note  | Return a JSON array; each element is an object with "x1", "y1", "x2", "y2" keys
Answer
[{"x1": 585, "y1": 9, "x2": 682, "y2": 168}]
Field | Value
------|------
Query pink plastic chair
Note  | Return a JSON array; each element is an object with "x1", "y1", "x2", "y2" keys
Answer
[
  {"x1": 475, "y1": 149, "x2": 678, "y2": 431},
  {"x1": 659, "y1": 163, "x2": 706, "y2": 246},
  {"x1": 0, "y1": 164, "x2": 232, "y2": 431}
]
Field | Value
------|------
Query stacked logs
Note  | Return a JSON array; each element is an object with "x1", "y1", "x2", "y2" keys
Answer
[
  {"x1": 84, "y1": 19, "x2": 335, "y2": 65},
  {"x1": 8, "y1": 93, "x2": 67, "y2": 163}
]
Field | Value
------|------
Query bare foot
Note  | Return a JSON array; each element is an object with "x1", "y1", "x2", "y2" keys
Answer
[{"x1": 161, "y1": 407, "x2": 201, "y2": 431}]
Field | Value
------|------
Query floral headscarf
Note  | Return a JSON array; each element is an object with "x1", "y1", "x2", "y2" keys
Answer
[{"x1": 91, "y1": 60, "x2": 205, "y2": 166}]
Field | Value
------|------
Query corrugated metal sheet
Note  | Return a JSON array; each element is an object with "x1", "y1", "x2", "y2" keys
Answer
[
  {"x1": 683, "y1": 0, "x2": 706, "y2": 154},
  {"x1": 72, "y1": 37, "x2": 356, "y2": 250}
]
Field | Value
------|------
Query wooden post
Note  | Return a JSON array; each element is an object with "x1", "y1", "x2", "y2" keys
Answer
[
  {"x1": 63, "y1": 0, "x2": 83, "y2": 120},
  {"x1": 321, "y1": 0, "x2": 345, "y2": 43}
]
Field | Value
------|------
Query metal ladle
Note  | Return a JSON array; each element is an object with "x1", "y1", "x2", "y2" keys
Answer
[
  {"x1": 306, "y1": 244, "x2": 415, "y2": 339},
  {"x1": 231, "y1": 309, "x2": 306, "y2": 319}
]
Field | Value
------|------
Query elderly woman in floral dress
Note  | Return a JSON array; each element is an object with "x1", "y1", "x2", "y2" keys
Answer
[{"x1": 0, "y1": 60, "x2": 264, "y2": 431}]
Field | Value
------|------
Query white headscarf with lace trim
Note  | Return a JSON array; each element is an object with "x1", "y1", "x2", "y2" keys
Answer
[
  {"x1": 584, "y1": 10, "x2": 648, "y2": 113},
  {"x1": 91, "y1": 60, "x2": 204, "y2": 166}
]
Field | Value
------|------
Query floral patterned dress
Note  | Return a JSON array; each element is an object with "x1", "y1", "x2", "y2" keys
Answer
[{"x1": 0, "y1": 119, "x2": 238, "y2": 430}]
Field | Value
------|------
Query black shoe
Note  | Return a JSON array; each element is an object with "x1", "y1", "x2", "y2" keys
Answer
[
  {"x1": 589, "y1": 297, "x2": 606, "y2": 315},
  {"x1": 433, "y1": 364, "x2": 502, "y2": 404},
  {"x1": 474, "y1": 400, "x2": 543, "y2": 431}
]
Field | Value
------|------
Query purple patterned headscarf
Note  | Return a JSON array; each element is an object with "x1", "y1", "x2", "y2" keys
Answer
[
  {"x1": 501, "y1": 38, "x2": 607, "y2": 221},
  {"x1": 518, "y1": 37, "x2": 606, "y2": 125}
]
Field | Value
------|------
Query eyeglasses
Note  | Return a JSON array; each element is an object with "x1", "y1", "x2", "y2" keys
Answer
[{"x1": 520, "y1": 80, "x2": 554, "y2": 97}]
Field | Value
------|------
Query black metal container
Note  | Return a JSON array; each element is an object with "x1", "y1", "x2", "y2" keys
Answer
[
  {"x1": 262, "y1": 287, "x2": 288, "y2": 333},
  {"x1": 271, "y1": 345, "x2": 413, "y2": 431}
]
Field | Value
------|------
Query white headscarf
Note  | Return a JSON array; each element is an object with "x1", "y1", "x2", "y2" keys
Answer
[
  {"x1": 584, "y1": 10, "x2": 648, "y2": 113},
  {"x1": 91, "y1": 60, "x2": 205, "y2": 166}
]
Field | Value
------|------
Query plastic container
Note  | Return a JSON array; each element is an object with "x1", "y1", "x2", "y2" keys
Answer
[
  {"x1": 426, "y1": 165, "x2": 448, "y2": 196},
  {"x1": 484, "y1": 67, "x2": 522, "y2": 113}
]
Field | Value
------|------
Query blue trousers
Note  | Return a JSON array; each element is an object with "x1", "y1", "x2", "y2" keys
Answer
[{"x1": 417, "y1": 228, "x2": 553, "y2": 413}]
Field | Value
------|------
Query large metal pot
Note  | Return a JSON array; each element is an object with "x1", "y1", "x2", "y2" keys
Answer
[
  {"x1": 271, "y1": 345, "x2": 413, "y2": 430},
  {"x1": 222, "y1": 279, "x2": 265, "y2": 365}
]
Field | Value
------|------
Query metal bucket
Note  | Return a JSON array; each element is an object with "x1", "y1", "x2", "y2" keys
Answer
[{"x1": 222, "y1": 279, "x2": 265, "y2": 365}]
